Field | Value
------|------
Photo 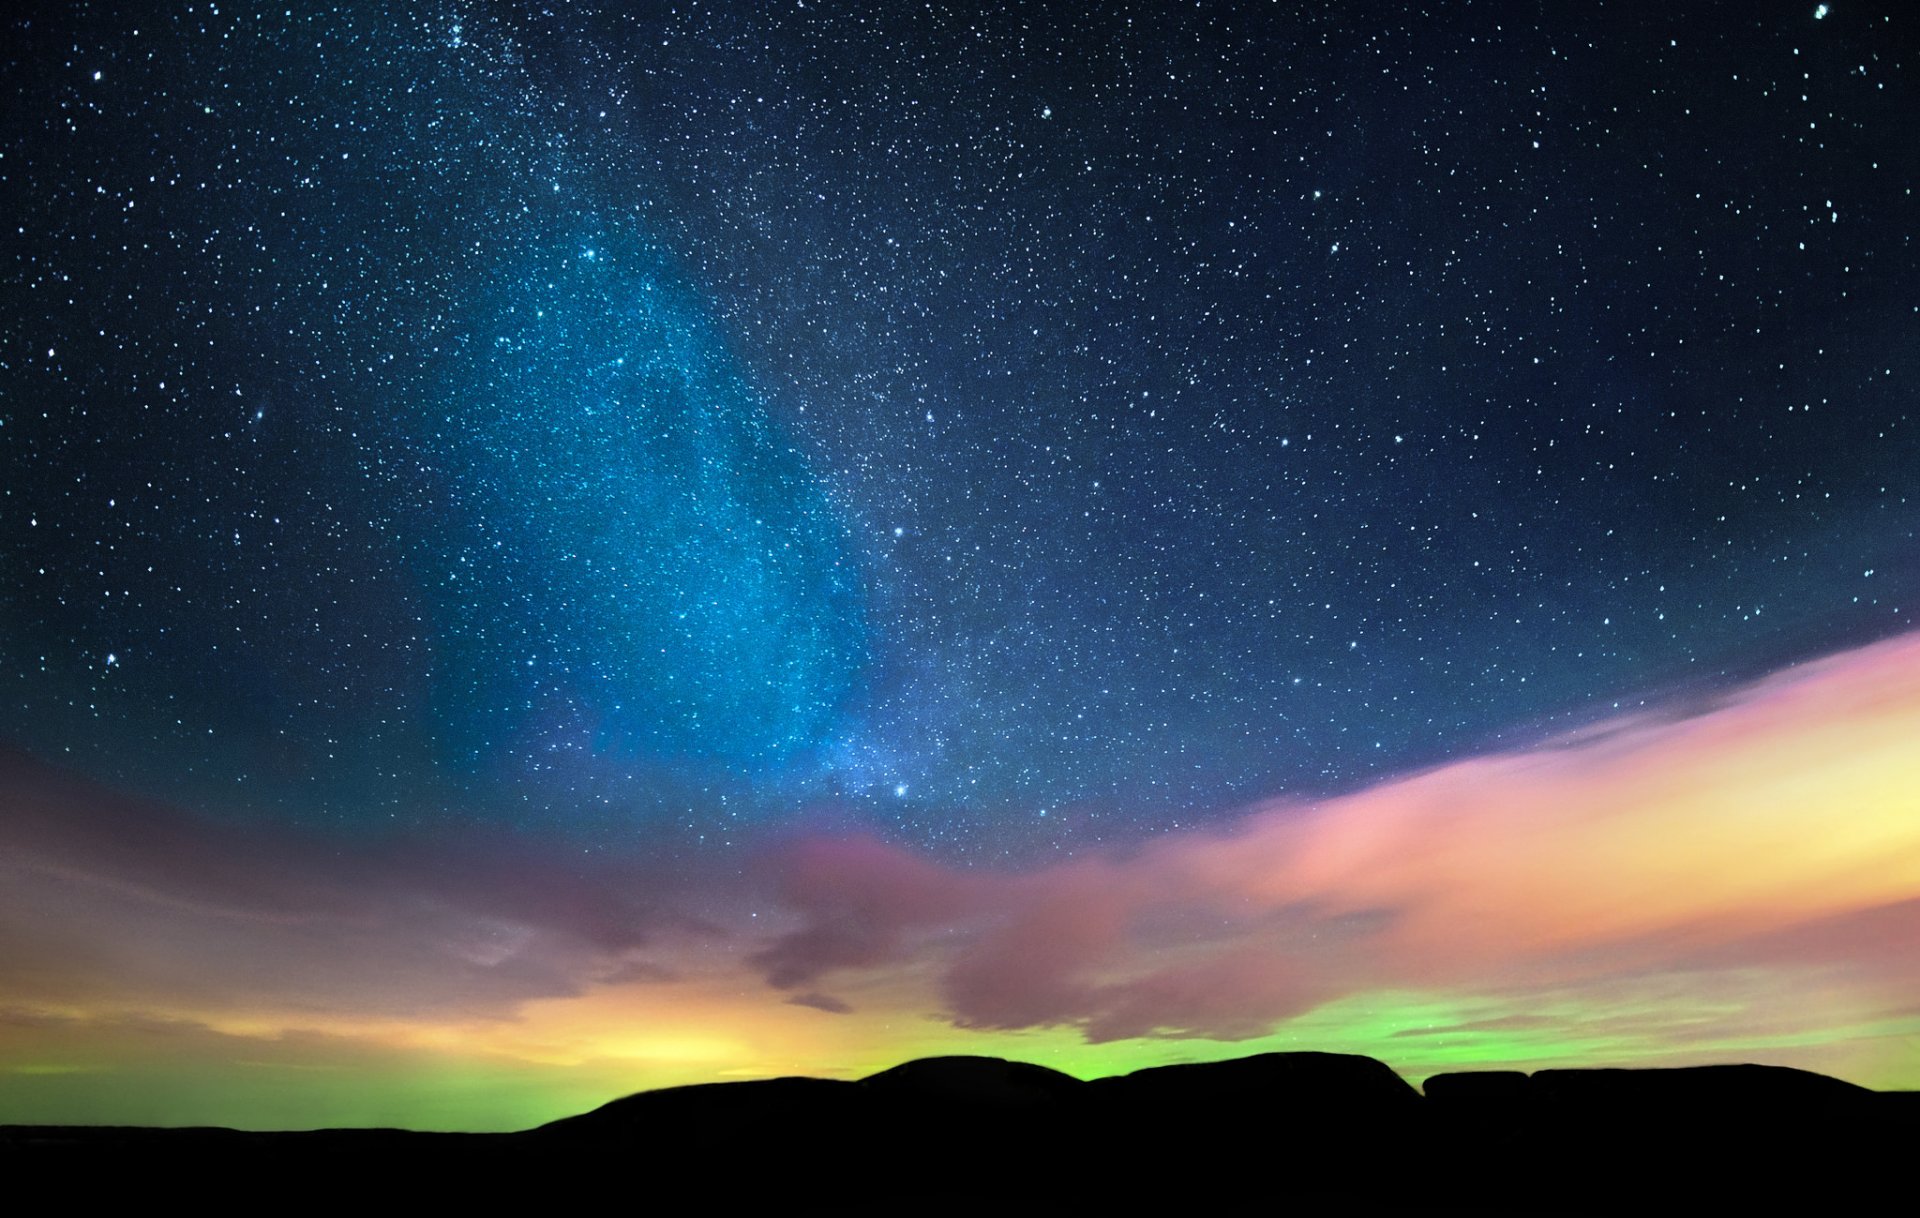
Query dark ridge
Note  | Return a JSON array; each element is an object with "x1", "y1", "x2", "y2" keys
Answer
[
  {"x1": 1090, "y1": 1049, "x2": 1421, "y2": 1109},
  {"x1": 1421, "y1": 1067, "x2": 1531, "y2": 1107},
  {"x1": 534, "y1": 1075, "x2": 862, "y2": 1142},
  {"x1": 5, "y1": 1052, "x2": 1915, "y2": 1205},
  {"x1": 1529, "y1": 1062, "x2": 1872, "y2": 1106},
  {"x1": 857, "y1": 1054, "x2": 1084, "y2": 1106}
]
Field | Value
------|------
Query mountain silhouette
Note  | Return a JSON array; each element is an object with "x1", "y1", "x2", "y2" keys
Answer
[{"x1": 5, "y1": 1051, "x2": 1913, "y2": 1204}]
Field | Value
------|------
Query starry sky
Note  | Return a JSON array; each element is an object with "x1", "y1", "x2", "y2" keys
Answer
[{"x1": 3, "y1": 0, "x2": 1918, "y2": 1129}]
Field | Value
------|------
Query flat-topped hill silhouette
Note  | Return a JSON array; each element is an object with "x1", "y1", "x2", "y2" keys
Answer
[
  {"x1": 1089, "y1": 1048, "x2": 1421, "y2": 1113},
  {"x1": 6, "y1": 1051, "x2": 1914, "y2": 1203},
  {"x1": 1426, "y1": 1061, "x2": 1875, "y2": 1114}
]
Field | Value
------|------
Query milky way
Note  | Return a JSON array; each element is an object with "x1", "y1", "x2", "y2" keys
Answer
[
  {"x1": 5, "y1": 1, "x2": 1916, "y2": 850},
  {"x1": 427, "y1": 217, "x2": 866, "y2": 808}
]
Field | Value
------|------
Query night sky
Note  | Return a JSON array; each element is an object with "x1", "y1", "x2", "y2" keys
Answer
[{"x1": 3, "y1": 1, "x2": 1918, "y2": 1130}]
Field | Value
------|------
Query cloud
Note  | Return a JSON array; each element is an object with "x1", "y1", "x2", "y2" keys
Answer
[
  {"x1": 754, "y1": 630, "x2": 1920, "y2": 1043},
  {"x1": 1391, "y1": 1014, "x2": 1555, "y2": 1039},
  {"x1": 747, "y1": 835, "x2": 991, "y2": 989},
  {"x1": 1074, "y1": 944, "x2": 1328, "y2": 1043},
  {"x1": 785, "y1": 992, "x2": 854, "y2": 1015},
  {"x1": 0, "y1": 749, "x2": 698, "y2": 1021}
]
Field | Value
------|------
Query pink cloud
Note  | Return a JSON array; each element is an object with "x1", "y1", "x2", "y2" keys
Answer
[
  {"x1": 754, "y1": 630, "x2": 1920, "y2": 1042},
  {"x1": 748, "y1": 835, "x2": 992, "y2": 989}
]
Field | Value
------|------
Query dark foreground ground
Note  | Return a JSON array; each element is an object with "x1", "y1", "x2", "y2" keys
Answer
[{"x1": 5, "y1": 1052, "x2": 1916, "y2": 1205}]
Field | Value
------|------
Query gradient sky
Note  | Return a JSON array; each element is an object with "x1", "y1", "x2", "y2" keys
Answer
[{"x1": 2, "y1": 0, "x2": 1918, "y2": 1129}]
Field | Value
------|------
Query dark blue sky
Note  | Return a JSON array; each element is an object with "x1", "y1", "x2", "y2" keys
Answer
[{"x1": 2, "y1": 0, "x2": 1914, "y2": 857}]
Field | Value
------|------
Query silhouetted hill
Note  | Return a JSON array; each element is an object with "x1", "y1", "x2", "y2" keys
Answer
[
  {"x1": 534, "y1": 1075, "x2": 862, "y2": 1144},
  {"x1": 1091, "y1": 1048, "x2": 1420, "y2": 1112},
  {"x1": 5, "y1": 1052, "x2": 1915, "y2": 1205},
  {"x1": 860, "y1": 1053, "x2": 1083, "y2": 1106}
]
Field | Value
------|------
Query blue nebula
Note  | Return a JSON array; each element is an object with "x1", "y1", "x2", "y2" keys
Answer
[{"x1": 425, "y1": 222, "x2": 867, "y2": 784}]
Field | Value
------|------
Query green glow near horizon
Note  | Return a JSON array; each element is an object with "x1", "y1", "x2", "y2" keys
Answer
[{"x1": 8, "y1": 982, "x2": 1912, "y2": 1132}]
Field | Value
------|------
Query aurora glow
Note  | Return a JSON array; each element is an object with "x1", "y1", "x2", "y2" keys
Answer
[{"x1": 3, "y1": 1, "x2": 1918, "y2": 1130}]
